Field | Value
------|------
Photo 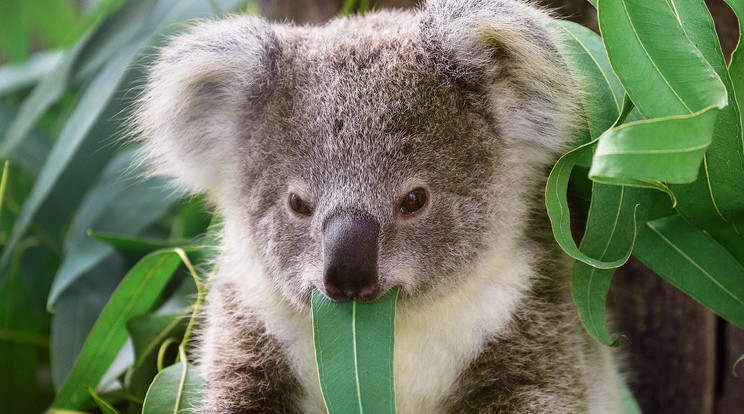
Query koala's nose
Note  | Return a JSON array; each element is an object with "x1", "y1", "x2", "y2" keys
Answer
[{"x1": 322, "y1": 212, "x2": 379, "y2": 302}]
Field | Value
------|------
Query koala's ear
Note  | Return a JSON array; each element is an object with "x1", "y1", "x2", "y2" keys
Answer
[
  {"x1": 421, "y1": 0, "x2": 578, "y2": 154},
  {"x1": 132, "y1": 16, "x2": 281, "y2": 195}
]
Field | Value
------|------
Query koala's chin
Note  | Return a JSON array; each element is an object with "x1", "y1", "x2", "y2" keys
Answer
[{"x1": 133, "y1": 0, "x2": 624, "y2": 413}]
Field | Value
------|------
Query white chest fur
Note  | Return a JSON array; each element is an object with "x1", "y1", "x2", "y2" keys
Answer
[{"x1": 224, "y1": 245, "x2": 533, "y2": 413}]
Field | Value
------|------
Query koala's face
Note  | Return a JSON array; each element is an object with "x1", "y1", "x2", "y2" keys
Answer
[
  {"x1": 136, "y1": 6, "x2": 574, "y2": 308},
  {"x1": 240, "y1": 29, "x2": 499, "y2": 305}
]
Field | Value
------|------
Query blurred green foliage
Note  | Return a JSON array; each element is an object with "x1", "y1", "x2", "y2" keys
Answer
[{"x1": 0, "y1": 1, "x2": 247, "y2": 412}]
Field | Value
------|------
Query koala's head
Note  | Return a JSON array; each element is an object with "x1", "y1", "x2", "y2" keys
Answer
[{"x1": 134, "y1": 0, "x2": 576, "y2": 309}]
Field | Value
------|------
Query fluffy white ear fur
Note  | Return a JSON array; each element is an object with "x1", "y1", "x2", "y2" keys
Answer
[
  {"x1": 423, "y1": 0, "x2": 579, "y2": 156},
  {"x1": 132, "y1": 16, "x2": 280, "y2": 197}
]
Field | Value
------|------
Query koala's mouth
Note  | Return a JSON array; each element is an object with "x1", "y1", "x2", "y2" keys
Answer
[{"x1": 318, "y1": 281, "x2": 390, "y2": 304}]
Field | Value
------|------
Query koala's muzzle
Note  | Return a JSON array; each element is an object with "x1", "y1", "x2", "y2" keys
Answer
[{"x1": 322, "y1": 213, "x2": 380, "y2": 302}]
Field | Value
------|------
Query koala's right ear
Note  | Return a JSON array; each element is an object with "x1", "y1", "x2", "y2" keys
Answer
[{"x1": 132, "y1": 16, "x2": 281, "y2": 195}]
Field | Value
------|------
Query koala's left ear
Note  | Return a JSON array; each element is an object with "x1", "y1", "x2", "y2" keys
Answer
[
  {"x1": 421, "y1": 0, "x2": 578, "y2": 154},
  {"x1": 132, "y1": 16, "x2": 281, "y2": 196}
]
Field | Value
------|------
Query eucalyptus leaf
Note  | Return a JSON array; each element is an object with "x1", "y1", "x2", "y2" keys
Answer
[
  {"x1": 590, "y1": 0, "x2": 729, "y2": 189},
  {"x1": 664, "y1": 0, "x2": 744, "y2": 249},
  {"x1": 52, "y1": 250, "x2": 183, "y2": 410},
  {"x1": 0, "y1": 50, "x2": 63, "y2": 96},
  {"x1": 554, "y1": 20, "x2": 624, "y2": 142},
  {"x1": 599, "y1": 0, "x2": 726, "y2": 117},
  {"x1": 546, "y1": 140, "x2": 638, "y2": 269},
  {"x1": 47, "y1": 150, "x2": 180, "y2": 309},
  {"x1": 0, "y1": 41, "x2": 140, "y2": 279},
  {"x1": 1, "y1": 33, "x2": 90, "y2": 155},
  {"x1": 571, "y1": 184, "x2": 649, "y2": 345},
  {"x1": 589, "y1": 106, "x2": 720, "y2": 184},
  {"x1": 126, "y1": 313, "x2": 188, "y2": 399},
  {"x1": 633, "y1": 215, "x2": 744, "y2": 329},
  {"x1": 142, "y1": 359, "x2": 205, "y2": 414},
  {"x1": 547, "y1": 25, "x2": 640, "y2": 271},
  {"x1": 312, "y1": 288, "x2": 398, "y2": 414},
  {"x1": 51, "y1": 254, "x2": 123, "y2": 391}
]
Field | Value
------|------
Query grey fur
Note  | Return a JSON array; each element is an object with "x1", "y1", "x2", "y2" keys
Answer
[{"x1": 133, "y1": 0, "x2": 619, "y2": 412}]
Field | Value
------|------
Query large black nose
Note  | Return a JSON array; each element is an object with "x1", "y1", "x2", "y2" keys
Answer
[{"x1": 323, "y1": 212, "x2": 380, "y2": 302}]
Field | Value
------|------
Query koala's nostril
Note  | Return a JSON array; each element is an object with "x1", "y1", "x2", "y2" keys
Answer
[
  {"x1": 323, "y1": 281, "x2": 349, "y2": 301},
  {"x1": 356, "y1": 284, "x2": 379, "y2": 303}
]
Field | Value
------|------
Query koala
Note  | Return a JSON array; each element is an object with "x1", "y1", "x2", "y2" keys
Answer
[{"x1": 133, "y1": 0, "x2": 623, "y2": 412}]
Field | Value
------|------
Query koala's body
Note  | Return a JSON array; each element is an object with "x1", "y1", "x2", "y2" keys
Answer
[{"x1": 135, "y1": 0, "x2": 623, "y2": 412}]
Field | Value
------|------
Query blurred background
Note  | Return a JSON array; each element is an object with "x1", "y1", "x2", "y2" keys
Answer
[{"x1": 0, "y1": 0, "x2": 741, "y2": 413}]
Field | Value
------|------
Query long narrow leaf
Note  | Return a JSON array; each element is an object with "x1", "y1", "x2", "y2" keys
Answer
[
  {"x1": 590, "y1": 0, "x2": 729, "y2": 190},
  {"x1": 52, "y1": 250, "x2": 183, "y2": 410},
  {"x1": 0, "y1": 41, "x2": 140, "y2": 277},
  {"x1": 599, "y1": 0, "x2": 726, "y2": 117},
  {"x1": 663, "y1": 0, "x2": 744, "y2": 255},
  {"x1": 47, "y1": 150, "x2": 180, "y2": 308},
  {"x1": 554, "y1": 20, "x2": 624, "y2": 141},
  {"x1": 633, "y1": 215, "x2": 744, "y2": 329},
  {"x1": 142, "y1": 355, "x2": 204, "y2": 414},
  {"x1": 0, "y1": 51, "x2": 63, "y2": 96},
  {"x1": 313, "y1": 288, "x2": 398, "y2": 414},
  {"x1": 571, "y1": 184, "x2": 649, "y2": 345},
  {"x1": 589, "y1": 106, "x2": 720, "y2": 184}
]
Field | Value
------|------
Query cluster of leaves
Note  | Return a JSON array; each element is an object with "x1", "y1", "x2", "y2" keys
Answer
[
  {"x1": 548, "y1": 0, "x2": 744, "y2": 345},
  {"x1": 0, "y1": 1, "x2": 251, "y2": 413}
]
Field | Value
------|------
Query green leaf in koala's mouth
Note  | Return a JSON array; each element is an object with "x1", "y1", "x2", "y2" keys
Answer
[{"x1": 312, "y1": 287, "x2": 399, "y2": 414}]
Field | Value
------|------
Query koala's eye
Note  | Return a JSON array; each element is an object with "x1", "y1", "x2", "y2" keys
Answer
[
  {"x1": 289, "y1": 193, "x2": 312, "y2": 216},
  {"x1": 400, "y1": 188, "x2": 427, "y2": 215}
]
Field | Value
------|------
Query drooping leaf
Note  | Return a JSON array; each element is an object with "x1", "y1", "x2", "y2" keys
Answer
[
  {"x1": 142, "y1": 357, "x2": 205, "y2": 414},
  {"x1": 547, "y1": 140, "x2": 639, "y2": 269},
  {"x1": 663, "y1": 0, "x2": 744, "y2": 257},
  {"x1": 589, "y1": 106, "x2": 720, "y2": 184},
  {"x1": 51, "y1": 255, "x2": 123, "y2": 391},
  {"x1": 52, "y1": 249, "x2": 183, "y2": 410},
  {"x1": 633, "y1": 215, "x2": 744, "y2": 329},
  {"x1": 553, "y1": 20, "x2": 624, "y2": 142},
  {"x1": 599, "y1": 0, "x2": 726, "y2": 118},
  {"x1": 47, "y1": 150, "x2": 180, "y2": 309},
  {"x1": 312, "y1": 288, "x2": 398, "y2": 414},
  {"x1": 548, "y1": 25, "x2": 641, "y2": 272},
  {"x1": 571, "y1": 184, "x2": 649, "y2": 345},
  {"x1": 590, "y1": 0, "x2": 729, "y2": 188},
  {"x1": 0, "y1": 41, "x2": 141, "y2": 278}
]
